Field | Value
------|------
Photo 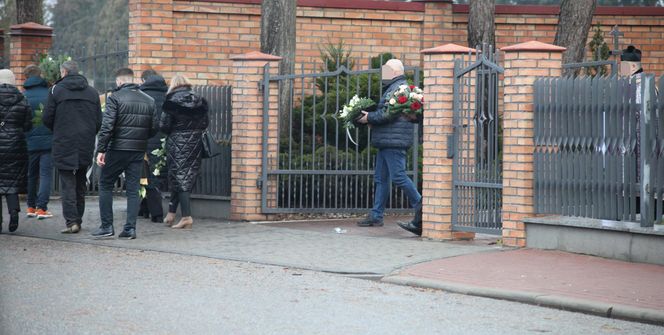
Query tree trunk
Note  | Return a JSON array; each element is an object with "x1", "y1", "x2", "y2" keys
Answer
[
  {"x1": 260, "y1": 0, "x2": 296, "y2": 133},
  {"x1": 467, "y1": 0, "x2": 495, "y2": 50},
  {"x1": 16, "y1": 0, "x2": 43, "y2": 24},
  {"x1": 554, "y1": 0, "x2": 597, "y2": 76}
]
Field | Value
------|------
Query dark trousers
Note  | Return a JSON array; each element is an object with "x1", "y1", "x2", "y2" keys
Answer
[
  {"x1": 59, "y1": 166, "x2": 88, "y2": 227},
  {"x1": 0, "y1": 193, "x2": 20, "y2": 221},
  {"x1": 99, "y1": 150, "x2": 143, "y2": 230},
  {"x1": 370, "y1": 148, "x2": 422, "y2": 220},
  {"x1": 169, "y1": 191, "x2": 192, "y2": 217},
  {"x1": 139, "y1": 152, "x2": 164, "y2": 219},
  {"x1": 27, "y1": 150, "x2": 53, "y2": 210}
]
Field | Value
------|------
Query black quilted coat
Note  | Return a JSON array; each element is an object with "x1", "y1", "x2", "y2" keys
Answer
[
  {"x1": 0, "y1": 84, "x2": 32, "y2": 194},
  {"x1": 160, "y1": 86, "x2": 209, "y2": 192}
]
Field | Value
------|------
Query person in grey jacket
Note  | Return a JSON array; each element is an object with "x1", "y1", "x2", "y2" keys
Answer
[{"x1": 356, "y1": 59, "x2": 422, "y2": 235}]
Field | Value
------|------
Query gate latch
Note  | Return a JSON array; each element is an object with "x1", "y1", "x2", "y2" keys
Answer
[
  {"x1": 257, "y1": 178, "x2": 263, "y2": 189},
  {"x1": 447, "y1": 132, "x2": 456, "y2": 159}
]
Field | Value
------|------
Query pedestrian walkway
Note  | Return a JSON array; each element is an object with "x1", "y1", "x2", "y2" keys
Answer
[{"x1": 384, "y1": 248, "x2": 664, "y2": 325}]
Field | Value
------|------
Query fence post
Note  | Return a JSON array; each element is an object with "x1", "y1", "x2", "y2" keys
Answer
[
  {"x1": 8, "y1": 22, "x2": 53, "y2": 89},
  {"x1": 419, "y1": 44, "x2": 476, "y2": 240},
  {"x1": 501, "y1": 41, "x2": 565, "y2": 247},
  {"x1": 128, "y1": 0, "x2": 174, "y2": 79},
  {"x1": 640, "y1": 74, "x2": 655, "y2": 227},
  {"x1": 230, "y1": 51, "x2": 281, "y2": 221}
]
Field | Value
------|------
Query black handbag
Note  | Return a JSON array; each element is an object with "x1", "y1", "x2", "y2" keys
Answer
[{"x1": 201, "y1": 131, "x2": 221, "y2": 159}]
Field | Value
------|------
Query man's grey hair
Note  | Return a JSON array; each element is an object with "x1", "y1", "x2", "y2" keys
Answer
[{"x1": 60, "y1": 60, "x2": 79, "y2": 75}]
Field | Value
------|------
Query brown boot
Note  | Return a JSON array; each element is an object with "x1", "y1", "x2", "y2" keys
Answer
[
  {"x1": 171, "y1": 216, "x2": 193, "y2": 229},
  {"x1": 163, "y1": 212, "x2": 176, "y2": 227}
]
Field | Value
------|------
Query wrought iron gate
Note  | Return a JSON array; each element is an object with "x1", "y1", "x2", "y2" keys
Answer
[
  {"x1": 260, "y1": 59, "x2": 421, "y2": 213},
  {"x1": 451, "y1": 48, "x2": 504, "y2": 234}
]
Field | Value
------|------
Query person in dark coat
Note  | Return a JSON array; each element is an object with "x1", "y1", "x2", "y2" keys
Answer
[
  {"x1": 161, "y1": 75, "x2": 209, "y2": 229},
  {"x1": 43, "y1": 61, "x2": 102, "y2": 234},
  {"x1": 0, "y1": 69, "x2": 32, "y2": 233},
  {"x1": 23, "y1": 65, "x2": 55, "y2": 220},
  {"x1": 138, "y1": 69, "x2": 167, "y2": 223},
  {"x1": 92, "y1": 68, "x2": 157, "y2": 240},
  {"x1": 356, "y1": 59, "x2": 422, "y2": 235}
]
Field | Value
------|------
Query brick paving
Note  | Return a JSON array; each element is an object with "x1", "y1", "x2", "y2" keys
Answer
[{"x1": 395, "y1": 248, "x2": 664, "y2": 311}]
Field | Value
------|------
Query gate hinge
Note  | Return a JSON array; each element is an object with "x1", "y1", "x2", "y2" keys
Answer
[
  {"x1": 257, "y1": 178, "x2": 263, "y2": 189},
  {"x1": 258, "y1": 81, "x2": 264, "y2": 92}
]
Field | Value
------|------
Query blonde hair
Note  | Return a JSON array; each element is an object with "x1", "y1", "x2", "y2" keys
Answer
[{"x1": 168, "y1": 74, "x2": 192, "y2": 94}]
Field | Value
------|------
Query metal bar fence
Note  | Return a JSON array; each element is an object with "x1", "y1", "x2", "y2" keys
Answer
[
  {"x1": 534, "y1": 74, "x2": 663, "y2": 227},
  {"x1": 260, "y1": 57, "x2": 421, "y2": 213},
  {"x1": 451, "y1": 46, "x2": 504, "y2": 235}
]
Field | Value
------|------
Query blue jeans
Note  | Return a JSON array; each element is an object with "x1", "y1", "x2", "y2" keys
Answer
[
  {"x1": 27, "y1": 150, "x2": 53, "y2": 210},
  {"x1": 99, "y1": 150, "x2": 143, "y2": 230},
  {"x1": 371, "y1": 148, "x2": 422, "y2": 220}
]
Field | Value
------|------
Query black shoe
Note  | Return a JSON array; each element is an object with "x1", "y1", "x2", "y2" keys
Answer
[
  {"x1": 91, "y1": 225, "x2": 114, "y2": 238},
  {"x1": 397, "y1": 221, "x2": 422, "y2": 236},
  {"x1": 118, "y1": 228, "x2": 136, "y2": 240},
  {"x1": 357, "y1": 217, "x2": 384, "y2": 227},
  {"x1": 151, "y1": 216, "x2": 163, "y2": 223},
  {"x1": 8, "y1": 211, "x2": 19, "y2": 232},
  {"x1": 61, "y1": 224, "x2": 81, "y2": 234}
]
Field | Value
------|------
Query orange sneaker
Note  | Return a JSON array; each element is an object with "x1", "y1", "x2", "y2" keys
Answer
[
  {"x1": 36, "y1": 209, "x2": 54, "y2": 219},
  {"x1": 26, "y1": 207, "x2": 37, "y2": 218}
]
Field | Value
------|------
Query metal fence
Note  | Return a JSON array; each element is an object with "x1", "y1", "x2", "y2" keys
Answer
[
  {"x1": 534, "y1": 74, "x2": 664, "y2": 227},
  {"x1": 191, "y1": 85, "x2": 232, "y2": 198},
  {"x1": 450, "y1": 46, "x2": 504, "y2": 235},
  {"x1": 50, "y1": 39, "x2": 128, "y2": 93},
  {"x1": 260, "y1": 58, "x2": 421, "y2": 213}
]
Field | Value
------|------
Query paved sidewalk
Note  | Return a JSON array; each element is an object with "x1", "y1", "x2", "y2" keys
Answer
[
  {"x1": 384, "y1": 248, "x2": 664, "y2": 325},
  {"x1": 2, "y1": 198, "x2": 497, "y2": 275}
]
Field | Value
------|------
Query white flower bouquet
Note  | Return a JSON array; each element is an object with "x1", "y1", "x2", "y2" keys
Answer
[{"x1": 338, "y1": 95, "x2": 376, "y2": 130}]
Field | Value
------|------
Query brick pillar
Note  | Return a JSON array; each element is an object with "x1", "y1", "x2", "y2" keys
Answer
[
  {"x1": 230, "y1": 51, "x2": 281, "y2": 221},
  {"x1": 500, "y1": 41, "x2": 565, "y2": 247},
  {"x1": 128, "y1": 0, "x2": 174, "y2": 78},
  {"x1": 8, "y1": 22, "x2": 53, "y2": 89},
  {"x1": 419, "y1": 44, "x2": 477, "y2": 240}
]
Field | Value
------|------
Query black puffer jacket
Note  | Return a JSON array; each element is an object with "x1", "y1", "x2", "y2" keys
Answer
[
  {"x1": 139, "y1": 75, "x2": 168, "y2": 152},
  {"x1": 97, "y1": 83, "x2": 157, "y2": 153},
  {"x1": 160, "y1": 86, "x2": 209, "y2": 192},
  {"x1": 43, "y1": 74, "x2": 102, "y2": 170},
  {"x1": 367, "y1": 76, "x2": 416, "y2": 150},
  {"x1": 0, "y1": 84, "x2": 32, "y2": 194}
]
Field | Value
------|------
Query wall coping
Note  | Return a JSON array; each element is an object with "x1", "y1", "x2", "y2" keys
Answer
[
  {"x1": 421, "y1": 43, "x2": 477, "y2": 55},
  {"x1": 9, "y1": 22, "x2": 53, "y2": 37},
  {"x1": 453, "y1": 4, "x2": 664, "y2": 16},
  {"x1": 230, "y1": 51, "x2": 282, "y2": 61},
  {"x1": 177, "y1": 0, "x2": 426, "y2": 12},
  {"x1": 501, "y1": 41, "x2": 566, "y2": 52}
]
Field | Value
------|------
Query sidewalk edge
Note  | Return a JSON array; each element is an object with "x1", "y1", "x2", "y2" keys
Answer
[{"x1": 382, "y1": 275, "x2": 664, "y2": 325}]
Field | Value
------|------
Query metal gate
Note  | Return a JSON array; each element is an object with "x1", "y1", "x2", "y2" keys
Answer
[
  {"x1": 451, "y1": 47, "x2": 504, "y2": 234},
  {"x1": 260, "y1": 59, "x2": 421, "y2": 213}
]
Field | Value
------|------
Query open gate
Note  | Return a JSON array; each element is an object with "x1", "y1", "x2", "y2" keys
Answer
[{"x1": 451, "y1": 47, "x2": 504, "y2": 234}]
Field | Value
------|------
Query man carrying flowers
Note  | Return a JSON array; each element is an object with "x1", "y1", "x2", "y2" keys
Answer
[{"x1": 356, "y1": 59, "x2": 422, "y2": 236}]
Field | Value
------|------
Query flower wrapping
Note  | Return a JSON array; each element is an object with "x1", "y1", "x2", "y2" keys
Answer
[
  {"x1": 338, "y1": 95, "x2": 376, "y2": 129},
  {"x1": 387, "y1": 84, "x2": 424, "y2": 118}
]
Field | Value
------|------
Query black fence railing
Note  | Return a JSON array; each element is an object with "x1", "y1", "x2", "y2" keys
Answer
[
  {"x1": 534, "y1": 74, "x2": 664, "y2": 227},
  {"x1": 49, "y1": 39, "x2": 128, "y2": 93},
  {"x1": 191, "y1": 85, "x2": 232, "y2": 198}
]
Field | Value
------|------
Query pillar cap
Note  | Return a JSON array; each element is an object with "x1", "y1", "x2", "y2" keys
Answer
[
  {"x1": 10, "y1": 22, "x2": 53, "y2": 37},
  {"x1": 421, "y1": 43, "x2": 477, "y2": 55},
  {"x1": 230, "y1": 51, "x2": 282, "y2": 61},
  {"x1": 501, "y1": 41, "x2": 566, "y2": 52}
]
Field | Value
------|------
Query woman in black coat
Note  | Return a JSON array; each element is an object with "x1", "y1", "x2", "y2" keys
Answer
[
  {"x1": 160, "y1": 75, "x2": 208, "y2": 229},
  {"x1": 0, "y1": 69, "x2": 32, "y2": 233}
]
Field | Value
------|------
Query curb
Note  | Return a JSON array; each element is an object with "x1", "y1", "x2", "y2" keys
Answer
[{"x1": 382, "y1": 275, "x2": 664, "y2": 326}]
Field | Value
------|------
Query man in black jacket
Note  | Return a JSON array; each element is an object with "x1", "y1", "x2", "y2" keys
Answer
[
  {"x1": 92, "y1": 68, "x2": 157, "y2": 239},
  {"x1": 138, "y1": 69, "x2": 167, "y2": 223},
  {"x1": 356, "y1": 59, "x2": 423, "y2": 235},
  {"x1": 43, "y1": 61, "x2": 102, "y2": 234}
]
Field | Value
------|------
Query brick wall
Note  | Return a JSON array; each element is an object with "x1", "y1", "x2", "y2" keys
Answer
[
  {"x1": 129, "y1": 0, "x2": 664, "y2": 86},
  {"x1": 8, "y1": 23, "x2": 53, "y2": 89}
]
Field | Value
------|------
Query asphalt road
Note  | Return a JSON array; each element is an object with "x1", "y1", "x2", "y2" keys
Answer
[{"x1": 1, "y1": 236, "x2": 661, "y2": 335}]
